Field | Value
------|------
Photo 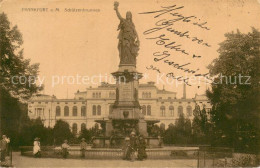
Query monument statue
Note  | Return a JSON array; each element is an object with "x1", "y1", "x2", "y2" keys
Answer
[{"x1": 114, "y1": 1, "x2": 140, "y2": 65}]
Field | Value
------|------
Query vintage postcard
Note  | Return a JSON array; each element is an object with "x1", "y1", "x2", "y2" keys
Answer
[{"x1": 0, "y1": 0, "x2": 259, "y2": 167}]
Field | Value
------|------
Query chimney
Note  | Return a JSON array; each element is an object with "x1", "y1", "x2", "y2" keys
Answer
[{"x1": 183, "y1": 83, "x2": 186, "y2": 99}]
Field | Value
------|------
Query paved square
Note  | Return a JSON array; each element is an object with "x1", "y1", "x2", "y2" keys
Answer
[{"x1": 12, "y1": 152, "x2": 197, "y2": 167}]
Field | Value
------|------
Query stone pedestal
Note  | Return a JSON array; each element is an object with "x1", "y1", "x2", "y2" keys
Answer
[
  {"x1": 105, "y1": 120, "x2": 113, "y2": 137},
  {"x1": 94, "y1": 65, "x2": 156, "y2": 147},
  {"x1": 109, "y1": 64, "x2": 147, "y2": 136},
  {"x1": 138, "y1": 119, "x2": 148, "y2": 136}
]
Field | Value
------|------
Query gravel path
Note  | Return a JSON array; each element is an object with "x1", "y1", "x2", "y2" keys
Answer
[{"x1": 12, "y1": 152, "x2": 197, "y2": 167}]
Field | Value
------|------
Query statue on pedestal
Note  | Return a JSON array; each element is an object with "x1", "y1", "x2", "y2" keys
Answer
[{"x1": 114, "y1": 1, "x2": 140, "y2": 65}]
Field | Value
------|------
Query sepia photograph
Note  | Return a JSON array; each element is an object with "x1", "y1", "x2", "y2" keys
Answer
[{"x1": 0, "y1": 0, "x2": 259, "y2": 167}]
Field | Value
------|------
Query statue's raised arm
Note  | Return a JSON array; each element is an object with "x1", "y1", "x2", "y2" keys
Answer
[{"x1": 114, "y1": 1, "x2": 123, "y2": 20}]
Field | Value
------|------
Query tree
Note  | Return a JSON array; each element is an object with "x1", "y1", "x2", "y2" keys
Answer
[
  {"x1": 207, "y1": 28, "x2": 260, "y2": 153},
  {"x1": 53, "y1": 120, "x2": 73, "y2": 145},
  {"x1": 192, "y1": 104, "x2": 212, "y2": 144},
  {"x1": 163, "y1": 123, "x2": 175, "y2": 144},
  {"x1": 174, "y1": 113, "x2": 192, "y2": 144},
  {"x1": 19, "y1": 117, "x2": 53, "y2": 146},
  {"x1": 0, "y1": 13, "x2": 41, "y2": 101},
  {"x1": 164, "y1": 114, "x2": 192, "y2": 145},
  {"x1": 0, "y1": 13, "x2": 41, "y2": 139},
  {"x1": 79, "y1": 126, "x2": 102, "y2": 143}
]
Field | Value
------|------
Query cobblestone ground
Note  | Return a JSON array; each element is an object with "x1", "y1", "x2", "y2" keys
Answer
[{"x1": 12, "y1": 152, "x2": 197, "y2": 167}]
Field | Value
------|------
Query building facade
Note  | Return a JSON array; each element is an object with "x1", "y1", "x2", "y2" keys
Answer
[{"x1": 28, "y1": 82, "x2": 211, "y2": 134}]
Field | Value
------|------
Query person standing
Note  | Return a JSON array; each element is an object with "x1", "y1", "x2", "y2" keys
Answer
[
  {"x1": 122, "y1": 137, "x2": 130, "y2": 160},
  {"x1": 0, "y1": 135, "x2": 8, "y2": 162},
  {"x1": 4, "y1": 136, "x2": 10, "y2": 156},
  {"x1": 125, "y1": 132, "x2": 137, "y2": 161},
  {"x1": 61, "y1": 140, "x2": 70, "y2": 159},
  {"x1": 80, "y1": 138, "x2": 87, "y2": 158},
  {"x1": 33, "y1": 137, "x2": 41, "y2": 158},
  {"x1": 137, "y1": 135, "x2": 147, "y2": 160}
]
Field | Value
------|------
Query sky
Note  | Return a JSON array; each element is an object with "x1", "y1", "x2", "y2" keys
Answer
[{"x1": 1, "y1": 0, "x2": 260, "y2": 99}]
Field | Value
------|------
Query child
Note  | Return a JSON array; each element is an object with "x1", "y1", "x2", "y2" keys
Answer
[{"x1": 33, "y1": 137, "x2": 41, "y2": 158}]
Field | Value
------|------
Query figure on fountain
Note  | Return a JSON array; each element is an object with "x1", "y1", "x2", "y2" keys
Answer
[{"x1": 114, "y1": 1, "x2": 140, "y2": 65}]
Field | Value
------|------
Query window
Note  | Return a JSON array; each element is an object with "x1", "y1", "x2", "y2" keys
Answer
[
  {"x1": 56, "y1": 106, "x2": 61, "y2": 116},
  {"x1": 81, "y1": 106, "x2": 86, "y2": 116},
  {"x1": 81, "y1": 123, "x2": 86, "y2": 131},
  {"x1": 92, "y1": 105, "x2": 96, "y2": 115},
  {"x1": 93, "y1": 92, "x2": 101, "y2": 98},
  {"x1": 169, "y1": 106, "x2": 174, "y2": 116},
  {"x1": 35, "y1": 108, "x2": 43, "y2": 117},
  {"x1": 97, "y1": 105, "x2": 101, "y2": 115},
  {"x1": 147, "y1": 105, "x2": 151, "y2": 116},
  {"x1": 73, "y1": 106, "x2": 77, "y2": 116},
  {"x1": 186, "y1": 106, "x2": 192, "y2": 117},
  {"x1": 142, "y1": 105, "x2": 146, "y2": 115},
  {"x1": 109, "y1": 92, "x2": 115, "y2": 98},
  {"x1": 109, "y1": 104, "x2": 113, "y2": 115},
  {"x1": 160, "y1": 106, "x2": 165, "y2": 116},
  {"x1": 142, "y1": 92, "x2": 151, "y2": 98},
  {"x1": 178, "y1": 106, "x2": 183, "y2": 116},
  {"x1": 64, "y1": 106, "x2": 69, "y2": 116},
  {"x1": 72, "y1": 123, "x2": 77, "y2": 134}
]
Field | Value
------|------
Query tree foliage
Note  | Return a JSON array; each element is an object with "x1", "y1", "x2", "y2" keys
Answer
[
  {"x1": 19, "y1": 117, "x2": 53, "y2": 146},
  {"x1": 0, "y1": 13, "x2": 42, "y2": 144},
  {"x1": 53, "y1": 120, "x2": 73, "y2": 145},
  {"x1": 164, "y1": 114, "x2": 192, "y2": 145},
  {"x1": 0, "y1": 13, "x2": 42, "y2": 101},
  {"x1": 192, "y1": 104, "x2": 212, "y2": 144},
  {"x1": 207, "y1": 28, "x2": 260, "y2": 153},
  {"x1": 78, "y1": 124, "x2": 102, "y2": 143}
]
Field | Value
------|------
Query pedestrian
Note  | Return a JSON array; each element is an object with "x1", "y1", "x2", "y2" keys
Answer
[
  {"x1": 0, "y1": 135, "x2": 8, "y2": 162},
  {"x1": 137, "y1": 135, "x2": 147, "y2": 160},
  {"x1": 4, "y1": 136, "x2": 10, "y2": 156},
  {"x1": 122, "y1": 137, "x2": 130, "y2": 160},
  {"x1": 80, "y1": 138, "x2": 87, "y2": 158},
  {"x1": 61, "y1": 140, "x2": 70, "y2": 158},
  {"x1": 125, "y1": 132, "x2": 137, "y2": 161},
  {"x1": 33, "y1": 137, "x2": 41, "y2": 158}
]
